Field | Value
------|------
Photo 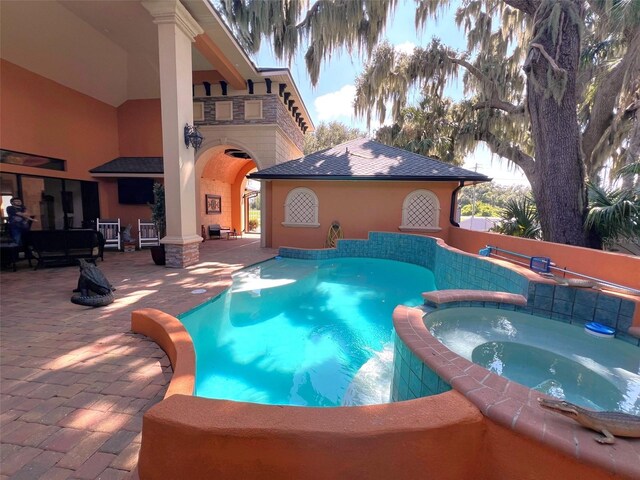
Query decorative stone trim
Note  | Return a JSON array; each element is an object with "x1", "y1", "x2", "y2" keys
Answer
[
  {"x1": 244, "y1": 100, "x2": 263, "y2": 120},
  {"x1": 165, "y1": 242, "x2": 200, "y2": 268},
  {"x1": 215, "y1": 101, "x2": 233, "y2": 121},
  {"x1": 194, "y1": 94, "x2": 304, "y2": 150}
]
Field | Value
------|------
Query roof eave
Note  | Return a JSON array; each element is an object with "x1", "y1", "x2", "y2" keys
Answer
[
  {"x1": 89, "y1": 172, "x2": 164, "y2": 178},
  {"x1": 248, "y1": 174, "x2": 492, "y2": 182}
]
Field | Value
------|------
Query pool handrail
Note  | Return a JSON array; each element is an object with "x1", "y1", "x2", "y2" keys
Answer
[{"x1": 486, "y1": 245, "x2": 640, "y2": 295}]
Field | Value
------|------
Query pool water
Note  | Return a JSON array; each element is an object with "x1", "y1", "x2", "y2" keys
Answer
[
  {"x1": 425, "y1": 308, "x2": 640, "y2": 414},
  {"x1": 180, "y1": 257, "x2": 436, "y2": 407}
]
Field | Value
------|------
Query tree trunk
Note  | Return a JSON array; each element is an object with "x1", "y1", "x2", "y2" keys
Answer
[{"x1": 525, "y1": 0, "x2": 588, "y2": 246}]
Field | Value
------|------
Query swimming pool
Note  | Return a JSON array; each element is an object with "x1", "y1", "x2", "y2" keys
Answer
[
  {"x1": 179, "y1": 256, "x2": 436, "y2": 406},
  {"x1": 424, "y1": 307, "x2": 640, "y2": 414}
]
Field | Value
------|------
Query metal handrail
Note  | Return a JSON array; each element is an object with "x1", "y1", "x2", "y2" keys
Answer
[{"x1": 485, "y1": 245, "x2": 640, "y2": 295}]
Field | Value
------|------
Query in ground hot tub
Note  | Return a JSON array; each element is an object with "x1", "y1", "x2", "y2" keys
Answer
[{"x1": 424, "y1": 307, "x2": 639, "y2": 414}]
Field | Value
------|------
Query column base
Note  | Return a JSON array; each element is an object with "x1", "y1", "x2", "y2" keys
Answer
[{"x1": 164, "y1": 242, "x2": 200, "y2": 268}]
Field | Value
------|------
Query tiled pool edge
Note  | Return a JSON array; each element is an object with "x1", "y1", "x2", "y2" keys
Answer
[
  {"x1": 392, "y1": 305, "x2": 640, "y2": 480},
  {"x1": 280, "y1": 232, "x2": 639, "y2": 342}
]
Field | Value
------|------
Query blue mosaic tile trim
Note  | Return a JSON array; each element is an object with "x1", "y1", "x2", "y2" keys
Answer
[
  {"x1": 525, "y1": 284, "x2": 638, "y2": 345},
  {"x1": 279, "y1": 232, "x2": 638, "y2": 344},
  {"x1": 280, "y1": 232, "x2": 528, "y2": 295},
  {"x1": 425, "y1": 300, "x2": 639, "y2": 346},
  {"x1": 433, "y1": 246, "x2": 529, "y2": 296},
  {"x1": 391, "y1": 334, "x2": 451, "y2": 402}
]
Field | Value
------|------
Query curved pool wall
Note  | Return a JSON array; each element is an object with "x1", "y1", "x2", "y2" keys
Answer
[
  {"x1": 131, "y1": 307, "x2": 635, "y2": 480},
  {"x1": 132, "y1": 233, "x2": 640, "y2": 479}
]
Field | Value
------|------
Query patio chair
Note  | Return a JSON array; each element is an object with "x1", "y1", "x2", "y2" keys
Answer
[
  {"x1": 208, "y1": 224, "x2": 222, "y2": 239},
  {"x1": 138, "y1": 219, "x2": 160, "y2": 248},
  {"x1": 208, "y1": 224, "x2": 232, "y2": 239},
  {"x1": 97, "y1": 218, "x2": 121, "y2": 255}
]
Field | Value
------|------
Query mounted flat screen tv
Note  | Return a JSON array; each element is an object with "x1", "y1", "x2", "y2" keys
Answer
[{"x1": 117, "y1": 178, "x2": 154, "y2": 205}]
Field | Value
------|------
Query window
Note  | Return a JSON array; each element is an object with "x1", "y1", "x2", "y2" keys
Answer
[
  {"x1": 400, "y1": 189, "x2": 441, "y2": 231},
  {"x1": 283, "y1": 187, "x2": 319, "y2": 227},
  {"x1": 1, "y1": 149, "x2": 65, "y2": 171}
]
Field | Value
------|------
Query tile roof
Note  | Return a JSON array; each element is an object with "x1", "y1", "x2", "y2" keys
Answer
[
  {"x1": 249, "y1": 138, "x2": 491, "y2": 182},
  {"x1": 89, "y1": 157, "x2": 163, "y2": 175}
]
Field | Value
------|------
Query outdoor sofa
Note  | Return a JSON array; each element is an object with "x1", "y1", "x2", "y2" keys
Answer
[{"x1": 25, "y1": 229, "x2": 105, "y2": 269}]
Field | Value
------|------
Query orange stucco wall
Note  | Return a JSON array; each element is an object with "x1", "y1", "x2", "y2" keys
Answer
[
  {"x1": 449, "y1": 227, "x2": 640, "y2": 290},
  {"x1": 269, "y1": 180, "x2": 459, "y2": 249},
  {"x1": 200, "y1": 178, "x2": 232, "y2": 229},
  {"x1": 117, "y1": 99, "x2": 163, "y2": 157},
  {"x1": 0, "y1": 60, "x2": 119, "y2": 180},
  {"x1": 99, "y1": 178, "x2": 163, "y2": 236},
  {"x1": 0, "y1": 61, "x2": 168, "y2": 235}
]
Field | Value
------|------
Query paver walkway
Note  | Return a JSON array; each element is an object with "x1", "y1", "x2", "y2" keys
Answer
[{"x1": 0, "y1": 237, "x2": 277, "y2": 479}]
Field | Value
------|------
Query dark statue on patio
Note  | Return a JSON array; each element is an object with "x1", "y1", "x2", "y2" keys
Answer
[{"x1": 70, "y1": 259, "x2": 116, "y2": 307}]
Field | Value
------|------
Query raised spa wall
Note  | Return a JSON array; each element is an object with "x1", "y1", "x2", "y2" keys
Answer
[{"x1": 132, "y1": 233, "x2": 640, "y2": 480}]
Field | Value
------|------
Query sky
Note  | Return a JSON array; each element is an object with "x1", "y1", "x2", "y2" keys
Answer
[{"x1": 250, "y1": 0, "x2": 529, "y2": 186}]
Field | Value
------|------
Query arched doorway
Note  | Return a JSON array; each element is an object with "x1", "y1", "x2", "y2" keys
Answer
[
  {"x1": 195, "y1": 144, "x2": 259, "y2": 238},
  {"x1": 243, "y1": 174, "x2": 260, "y2": 233}
]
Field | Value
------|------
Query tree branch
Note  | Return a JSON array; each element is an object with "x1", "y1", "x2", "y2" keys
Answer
[
  {"x1": 450, "y1": 58, "x2": 523, "y2": 115},
  {"x1": 450, "y1": 58, "x2": 488, "y2": 84},
  {"x1": 530, "y1": 43, "x2": 565, "y2": 73},
  {"x1": 582, "y1": 28, "x2": 640, "y2": 173},
  {"x1": 501, "y1": 0, "x2": 540, "y2": 16},
  {"x1": 475, "y1": 130, "x2": 537, "y2": 179},
  {"x1": 473, "y1": 100, "x2": 525, "y2": 114}
]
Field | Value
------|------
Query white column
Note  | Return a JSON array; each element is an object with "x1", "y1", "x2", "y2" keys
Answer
[{"x1": 143, "y1": 1, "x2": 204, "y2": 267}]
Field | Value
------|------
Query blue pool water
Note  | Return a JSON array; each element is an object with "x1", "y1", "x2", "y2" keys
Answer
[
  {"x1": 425, "y1": 308, "x2": 640, "y2": 414},
  {"x1": 180, "y1": 257, "x2": 437, "y2": 407}
]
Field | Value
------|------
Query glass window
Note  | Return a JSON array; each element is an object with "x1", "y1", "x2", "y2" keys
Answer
[
  {"x1": 1, "y1": 149, "x2": 65, "y2": 171},
  {"x1": 1, "y1": 173, "x2": 19, "y2": 224}
]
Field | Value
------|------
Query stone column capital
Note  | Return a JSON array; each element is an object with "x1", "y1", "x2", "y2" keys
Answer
[{"x1": 142, "y1": 0, "x2": 204, "y2": 40}]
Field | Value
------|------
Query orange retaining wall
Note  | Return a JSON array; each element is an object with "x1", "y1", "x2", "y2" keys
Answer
[
  {"x1": 131, "y1": 308, "x2": 632, "y2": 479},
  {"x1": 449, "y1": 227, "x2": 640, "y2": 290}
]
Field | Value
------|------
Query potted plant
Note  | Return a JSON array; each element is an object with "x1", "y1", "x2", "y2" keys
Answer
[{"x1": 149, "y1": 182, "x2": 166, "y2": 265}]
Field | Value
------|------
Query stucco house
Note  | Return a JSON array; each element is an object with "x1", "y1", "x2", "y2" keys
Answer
[
  {"x1": 0, "y1": 0, "x2": 312, "y2": 267},
  {"x1": 250, "y1": 138, "x2": 491, "y2": 248}
]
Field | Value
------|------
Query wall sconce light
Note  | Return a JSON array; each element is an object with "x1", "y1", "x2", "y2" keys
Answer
[{"x1": 184, "y1": 124, "x2": 203, "y2": 151}]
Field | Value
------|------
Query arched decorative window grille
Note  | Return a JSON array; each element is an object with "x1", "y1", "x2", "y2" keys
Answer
[
  {"x1": 400, "y1": 189, "x2": 441, "y2": 231},
  {"x1": 282, "y1": 187, "x2": 320, "y2": 227}
]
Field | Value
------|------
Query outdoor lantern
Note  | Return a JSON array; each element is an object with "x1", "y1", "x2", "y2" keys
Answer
[{"x1": 184, "y1": 124, "x2": 203, "y2": 151}]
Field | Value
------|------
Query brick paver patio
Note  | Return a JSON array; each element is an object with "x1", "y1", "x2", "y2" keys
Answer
[{"x1": 0, "y1": 237, "x2": 277, "y2": 479}]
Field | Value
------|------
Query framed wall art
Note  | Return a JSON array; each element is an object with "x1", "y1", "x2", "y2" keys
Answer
[{"x1": 206, "y1": 194, "x2": 221, "y2": 214}]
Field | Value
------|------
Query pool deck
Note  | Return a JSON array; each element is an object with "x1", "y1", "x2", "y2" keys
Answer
[{"x1": 0, "y1": 236, "x2": 277, "y2": 479}]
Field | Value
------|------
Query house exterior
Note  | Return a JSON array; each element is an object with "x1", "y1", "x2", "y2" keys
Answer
[
  {"x1": 249, "y1": 138, "x2": 491, "y2": 248},
  {"x1": 0, "y1": 0, "x2": 312, "y2": 267}
]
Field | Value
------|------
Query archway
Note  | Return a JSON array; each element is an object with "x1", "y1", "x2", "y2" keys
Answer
[{"x1": 195, "y1": 144, "x2": 259, "y2": 239}]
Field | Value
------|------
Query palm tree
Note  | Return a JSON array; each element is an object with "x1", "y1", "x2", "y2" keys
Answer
[
  {"x1": 492, "y1": 197, "x2": 542, "y2": 239},
  {"x1": 585, "y1": 181, "x2": 640, "y2": 249}
]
